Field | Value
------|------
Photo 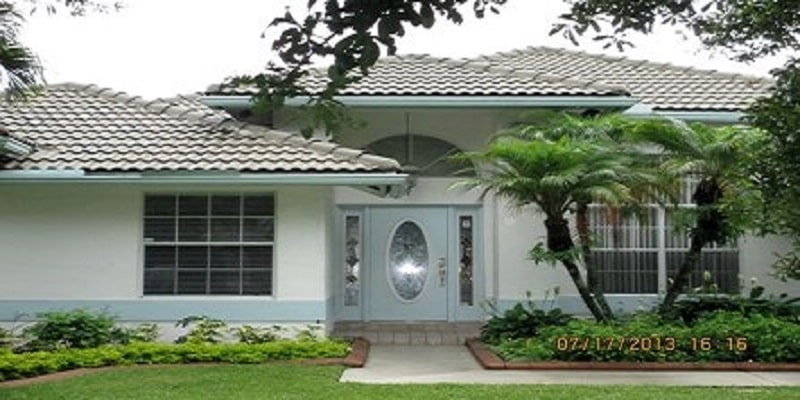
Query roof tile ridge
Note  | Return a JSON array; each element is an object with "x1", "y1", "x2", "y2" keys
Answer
[
  {"x1": 542, "y1": 47, "x2": 773, "y2": 82},
  {"x1": 464, "y1": 63, "x2": 629, "y2": 94},
  {"x1": 49, "y1": 83, "x2": 238, "y2": 130},
  {"x1": 680, "y1": 65, "x2": 773, "y2": 82}
]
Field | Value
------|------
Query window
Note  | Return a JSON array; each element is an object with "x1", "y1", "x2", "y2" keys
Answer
[
  {"x1": 365, "y1": 135, "x2": 468, "y2": 176},
  {"x1": 588, "y1": 177, "x2": 739, "y2": 294},
  {"x1": 459, "y1": 215, "x2": 474, "y2": 306},
  {"x1": 143, "y1": 194, "x2": 274, "y2": 295},
  {"x1": 343, "y1": 215, "x2": 361, "y2": 306}
]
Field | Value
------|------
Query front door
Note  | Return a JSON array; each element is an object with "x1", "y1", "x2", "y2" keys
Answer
[{"x1": 369, "y1": 207, "x2": 448, "y2": 320}]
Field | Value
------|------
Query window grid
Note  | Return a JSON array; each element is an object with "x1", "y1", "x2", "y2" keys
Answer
[
  {"x1": 587, "y1": 177, "x2": 739, "y2": 294},
  {"x1": 144, "y1": 194, "x2": 274, "y2": 296}
]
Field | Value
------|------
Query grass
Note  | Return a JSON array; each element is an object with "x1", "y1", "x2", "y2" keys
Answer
[{"x1": 1, "y1": 364, "x2": 799, "y2": 400}]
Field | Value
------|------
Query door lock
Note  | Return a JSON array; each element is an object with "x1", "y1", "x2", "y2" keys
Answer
[{"x1": 437, "y1": 258, "x2": 446, "y2": 287}]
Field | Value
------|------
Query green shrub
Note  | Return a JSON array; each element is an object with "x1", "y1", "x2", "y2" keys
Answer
[
  {"x1": 175, "y1": 316, "x2": 227, "y2": 344},
  {"x1": 665, "y1": 293, "x2": 800, "y2": 325},
  {"x1": 21, "y1": 310, "x2": 119, "y2": 351},
  {"x1": 0, "y1": 340, "x2": 351, "y2": 382},
  {"x1": 109, "y1": 323, "x2": 160, "y2": 344},
  {"x1": 481, "y1": 296, "x2": 572, "y2": 344},
  {"x1": 232, "y1": 325, "x2": 280, "y2": 344},
  {"x1": 491, "y1": 311, "x2": 799, "y2": 363}
]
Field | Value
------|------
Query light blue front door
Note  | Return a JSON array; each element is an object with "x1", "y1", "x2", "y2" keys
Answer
[{"x1": 369, "y1": 207, "x2": 449, "y2": 321}]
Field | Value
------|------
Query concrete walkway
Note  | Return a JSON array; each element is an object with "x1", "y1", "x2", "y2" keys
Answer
[{"x1": 340, "y1": 345, "x2": 800, "y2": 386}]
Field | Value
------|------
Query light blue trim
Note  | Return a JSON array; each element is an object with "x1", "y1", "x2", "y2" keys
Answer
[
  {"x1": 623, "y1": 109, "x2": 746, "y2": 124},
  {"x1": 494, "y1": 295, "x2": 660, "y2": 316},
  {"x1": 0, "y1": 171, "x2": 410, "y2": 186},
  {"x1": 0, "y1": 300, "x2": 327, "y2": 322},
  {"x1": 201, "y1": 95, "x2": 638, "y2": 109}
]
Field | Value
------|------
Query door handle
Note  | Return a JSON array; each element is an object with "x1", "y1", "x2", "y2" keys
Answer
[{"x1": 437, "y1": 258, "x2": 446, "y2": 287}]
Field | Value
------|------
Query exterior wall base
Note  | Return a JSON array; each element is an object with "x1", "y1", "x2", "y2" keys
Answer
[
  {"x1": 494, "y1": 295, "x2": 661, "y2": 317},
  {"x1": 0, "y1": 299, "x2": 327, "y2": 323}
]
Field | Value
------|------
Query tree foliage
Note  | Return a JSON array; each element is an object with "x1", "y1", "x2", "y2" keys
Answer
[
  {"x1": 556, "y1": 0, "x2": 799, "y2": 61},
  {"x1": 746, "y1": 59, "x2": 800, "y2": 281}
]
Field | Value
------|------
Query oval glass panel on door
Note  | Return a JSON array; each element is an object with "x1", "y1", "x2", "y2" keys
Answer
[{"x1": 387, "y1": 221, "x2": 429, "y2": 302}]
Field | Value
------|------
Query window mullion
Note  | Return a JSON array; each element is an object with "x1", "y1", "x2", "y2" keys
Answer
[
  {"x1": 206, "y1": 194, "x2": 211, "y2": 295},
  {"x1": 657, "y1": 206, "x2": 667, "y2": 295},
  {"x1": 173, "y1": 195, "x2": 179, "y2": 295},
  {"x1": 239, "y1": 195, "x2": 244, "y2": 295}
]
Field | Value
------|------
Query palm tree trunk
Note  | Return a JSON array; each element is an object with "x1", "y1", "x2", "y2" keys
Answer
[
  {"x1": 545, "y1": 217, "x2": 610, "y2": 322},
  {"x1": 576, "y1": 203, "x2": 614, "y2": 319},
  {"x1": 663, "y1": 178, "x2": 723, "y2": 310},
  {"x1": 662, "y1": 236, "x2": 705, "y2": 308}
]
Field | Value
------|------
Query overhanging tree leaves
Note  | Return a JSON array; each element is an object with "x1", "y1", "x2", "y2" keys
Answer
[
  {"x1": 224, "y1": 0, "x2": 507, "y2": 136},
  {"x1": 746, "y1": 59, "x2": 800, "y2": 282}
]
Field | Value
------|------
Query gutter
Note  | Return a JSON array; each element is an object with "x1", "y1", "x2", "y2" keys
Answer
[
  {"x1": 0, "y1": 171, "x2": 413, "y2": 198},
  {"x1": 201, "y1": 95, "x2": 639, "y2": 109},
  {"x1": 0, "y1": 170, "x2": 410, "y2": 186}
]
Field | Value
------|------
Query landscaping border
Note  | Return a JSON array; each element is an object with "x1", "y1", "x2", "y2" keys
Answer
[
  {"x1": 0, "y1": 338, "x2": 370, "y2": 388},
  {"x1": 465, "y1": 339, "x2": 800, "y2": 371}
]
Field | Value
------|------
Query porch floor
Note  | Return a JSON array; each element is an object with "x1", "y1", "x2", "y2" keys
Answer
[{"x1": 331, "y1": 321, "x2": 482, "y2": 345}]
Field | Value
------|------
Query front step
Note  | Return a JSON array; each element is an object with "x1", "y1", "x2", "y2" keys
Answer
[{"x1": 332, "y1": 321, "x2": 482, "y2": 345}]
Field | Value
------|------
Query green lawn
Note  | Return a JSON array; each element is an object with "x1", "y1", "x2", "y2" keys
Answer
[{"x1": 1, "y1": 364, "x2": 798, "y2": 400}]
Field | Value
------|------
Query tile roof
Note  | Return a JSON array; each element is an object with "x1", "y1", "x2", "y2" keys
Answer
[
  {"x1": 0, "y1": 83, "x2": 400, "y2": 173},
  {"x1": 469, "y1": 46, "x2": 774, "y2": 111},
  {"x1": 207, "y1": 47, "x2": 773, "y2": 111},
  {"x1": 207, "y1": 54, "x2": 629, "y2": 97}
]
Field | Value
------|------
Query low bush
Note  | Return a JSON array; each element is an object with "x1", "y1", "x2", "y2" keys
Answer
[
  {"x1": 232, "y1": 325, "x2": 281, "y2": 344},
  {"x1": 480, "y1": 292, "x2": 572, "y2": 343},
  {"x1": 175, "y1": 315, "x2": 228, "y2": 344},
  {"x1": 21, "y1": 310, "x2": 119, "y2": 351},
  {"x1": 0, "y1": 340, "x2": 351, "y2": 382},
  {"x1": 491, "y1": 311, "x2": 800, "y2": 363},
  {"x1": 664, "y1": 293, "x2": 800, "y2": 325}
]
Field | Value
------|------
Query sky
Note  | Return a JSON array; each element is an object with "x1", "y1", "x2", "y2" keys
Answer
[{"x1": 20, "y1": 0, "x2": 792, "y2": 99}]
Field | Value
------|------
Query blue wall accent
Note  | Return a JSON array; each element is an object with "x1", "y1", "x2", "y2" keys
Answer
[
  {"x1": 0, "y1": 299, "x2": 328, "y2": 322},
  {"x1": 495, "y1": 295, "x2": 660, "y2": 316}
]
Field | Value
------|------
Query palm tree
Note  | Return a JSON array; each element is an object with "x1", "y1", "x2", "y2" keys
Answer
[
  {"x1": 0, "y1": 2, "x2": 43, "y2": 97},
  {"x1": 627, "y1": 121, "x2": 762, "y2": 309},
  {"x1": 455, "y1": 129, "x2": 661, "y2": 322}
]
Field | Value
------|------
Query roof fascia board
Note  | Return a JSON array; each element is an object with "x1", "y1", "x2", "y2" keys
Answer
[
  {"x1": 0, "y1": 171, "x2": 410, "y2": 186},
  {"x1": 201, "y1": 95, "x2": 638, "y2": 109}
]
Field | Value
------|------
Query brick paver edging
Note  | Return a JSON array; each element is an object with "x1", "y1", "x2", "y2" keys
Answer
[
  {"x1": 0, "y1": 338, "x2": 370, "y2": 388},
  {"x1": 465, "y1": 339, "x2": 800, "y2": 371}
]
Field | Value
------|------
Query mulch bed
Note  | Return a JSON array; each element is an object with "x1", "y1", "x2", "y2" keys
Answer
[
  {"x1": 466, "y1": 339, "x2": 800, "y2": 371},
  {"x1": 0, "y1": 338, "x2": 370, "y2": 388}
]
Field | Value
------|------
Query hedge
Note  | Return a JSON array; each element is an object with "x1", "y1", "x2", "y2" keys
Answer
[
  {"x1": 0, "y1": 340, "x2": 350, "y2": 382},
  {"x1": 491, "y1": 311, "x2": 800, "y2": 363}
]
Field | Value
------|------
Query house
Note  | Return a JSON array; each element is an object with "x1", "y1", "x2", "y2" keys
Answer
[{"x1": 0, "y1": 47, "x2": 795, "y2": 337}]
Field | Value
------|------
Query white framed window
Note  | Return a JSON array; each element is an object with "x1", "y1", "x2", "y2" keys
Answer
[
  {"x1": 143, "y1": 194, "x2": 274, "y2": 295},
  {"x1": 588, "y1": 177, "x2": 739, "y2": 294}
]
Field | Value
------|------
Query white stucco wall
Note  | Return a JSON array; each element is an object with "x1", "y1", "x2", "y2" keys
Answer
[
  {"x1": 0, "y1": 184, "x2": 141, "y2": 299},
  {"x1": 0, "y1": 183, "x2": 332, "y2": 322}
]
